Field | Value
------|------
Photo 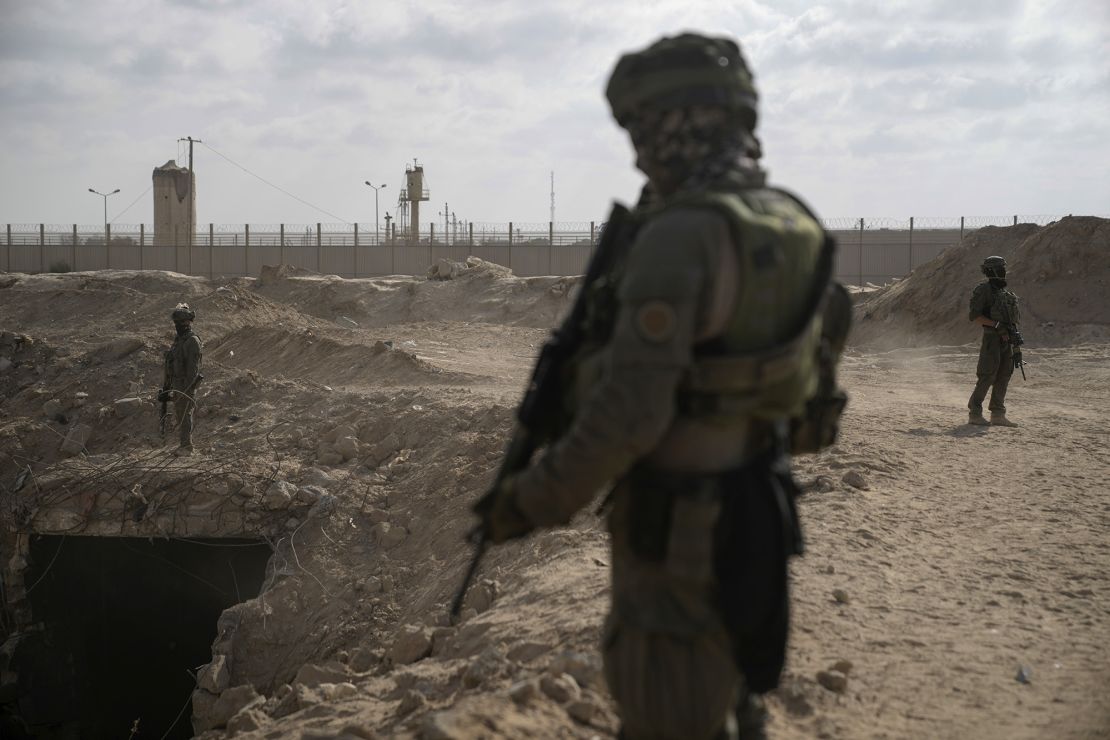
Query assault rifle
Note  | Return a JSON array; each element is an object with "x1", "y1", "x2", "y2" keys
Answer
[
  {"x1": 999, "y1": 302, "x2": 1026, "y2": 381},
  {"x1": 157, "y1": 372, "x2": 205, "y2": 436},
  {"x1": 450, "y1": 203, "x2": 633, "y2": 618}
]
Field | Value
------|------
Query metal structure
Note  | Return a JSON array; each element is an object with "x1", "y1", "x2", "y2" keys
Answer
[
  {"x1": 364, "y1": 181, "x2": 387, "y2": 244},
  {"x1": 87, "y1": 187, "x2": 119, "y2": 246}
]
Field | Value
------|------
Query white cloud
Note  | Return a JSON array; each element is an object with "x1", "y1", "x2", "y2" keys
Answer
[{"x1": 1, "y1": 0, "x2": 1108, "y2": 226}]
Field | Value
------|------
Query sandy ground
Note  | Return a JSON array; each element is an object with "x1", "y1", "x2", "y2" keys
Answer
[{"x1": 1, "y1": 260, "x2": 1108, "y2": 739}]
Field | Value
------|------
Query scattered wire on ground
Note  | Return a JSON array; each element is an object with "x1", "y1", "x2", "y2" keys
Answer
[
  {"x1": 158, "y1": 681, "x2": 194, "y2": 740},
  {"x1": 23, "y1": 534, "x2": 66, "y2": 596}
]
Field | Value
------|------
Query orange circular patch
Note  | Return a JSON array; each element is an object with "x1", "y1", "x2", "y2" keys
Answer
[{"x1": 635, "y1": 300, "x2": 678, "y2": 343}]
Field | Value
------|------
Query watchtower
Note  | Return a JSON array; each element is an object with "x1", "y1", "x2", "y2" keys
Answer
[{"x1": 401, "y1": 161, "x2": 429, "y2": 242}]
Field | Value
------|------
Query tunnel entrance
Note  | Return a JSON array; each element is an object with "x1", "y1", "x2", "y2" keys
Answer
[{"x1": 12, "y1": 535, "x2": 271, "y2": 739}]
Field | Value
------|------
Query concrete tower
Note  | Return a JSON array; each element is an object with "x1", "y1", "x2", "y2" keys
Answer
[
  {"x1": 402, "y1": 162, "x2": 429, "y2": 242},
  {"x1": 152, "y1": 161, "x2": 195, "y2": 247}
]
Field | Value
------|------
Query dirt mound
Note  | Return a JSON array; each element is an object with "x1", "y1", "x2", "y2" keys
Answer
[
  {"x1": 257, "y1": 262, "x2": 319, "y2": 286},
  {"x1": 852, "y1": 217, "x2": 1110, "y2": 348},
  {"x1": 208, "y1": 327, "x2": 478, "y2": 388},
  {"x1": 252, "y1": 257, "x2": 580, "y2": 330}
]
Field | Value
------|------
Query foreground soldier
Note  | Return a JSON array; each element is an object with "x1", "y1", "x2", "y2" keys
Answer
[
  {"x1": 160, "y1": 303, "x2": 203, "y2": 455},
  {"x1": 967, "y1": 256, "x2": 1021, "y2": 427},
  {"x1": 474, "y1": 33, "x2": 847, "y2": 739}
]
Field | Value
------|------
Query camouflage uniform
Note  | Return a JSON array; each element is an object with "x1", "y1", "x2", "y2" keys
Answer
[
  {"x1": 162, "y1": 305, "x2": 202, "y2": 451},
  {"x1": 491, "y1": 34, "x2": 840, "y2": 740},
  {"x1": 967, "y1": 275, "x2": 1020, "y2": 420}
]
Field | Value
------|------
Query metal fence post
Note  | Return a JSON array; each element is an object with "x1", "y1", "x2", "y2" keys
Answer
[
  {"x1": 590, "y1": 221, "x2": 595, "y2": 245},
  {"x1": 316, "y1": 223, "x2": 322, "y2": 272},
  {"x1": 209, "y1": 224, "x2": 215, "y2": 280},
  {"x1": 908, "y1": 216, "x2": 914, "y2": 273},
  {"x1": 139, "y1": 223, "x2": 144, "y2": 271},
  {"x1": 280, "y1": 224, "x2": 285, "y2": 266},
  {"x1": 5, "y1": 224, "x2": 10, "y2": 273},
  {"x1": 39, "y1": 224, "x2": 45, "y2": 273},
  {"x1": 1013, "y1": 215, "x2": 1017, "y2": 226},
  {"x1": 508, "y1": 222, "x2": 513, "y2": 245},
  {"x1": 352, "y1": 222, "x2": 359, "y2": 278},
  {"x1": 72, "y1": 224, "x2": 78, "y2": 271},
  {"x1": 960, "y1": 216, "x2": 964, "y2": 242},
  {"x1": 548, "y1": 221, "x2": 554, "y2": 275},
  {"x1": 469, "y1": 221, "x2": 473, "y2": 246},
  {"x1": 858, "y1": 218, "x2": 864, "y2": 288}
]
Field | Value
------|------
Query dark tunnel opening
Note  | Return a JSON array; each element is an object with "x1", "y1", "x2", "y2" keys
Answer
[{"x1": 8, "y1": 535, "x2": 271, "y2": 739}]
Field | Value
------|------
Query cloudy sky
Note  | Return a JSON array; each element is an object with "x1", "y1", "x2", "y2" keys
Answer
[{"x1": 2, "y1": 0, "x2": 1107, "y2": 229}]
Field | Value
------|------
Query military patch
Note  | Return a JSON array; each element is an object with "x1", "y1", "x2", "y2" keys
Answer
[{"x1": 634, "y1": 300, "x2": 678, "y2": 343}]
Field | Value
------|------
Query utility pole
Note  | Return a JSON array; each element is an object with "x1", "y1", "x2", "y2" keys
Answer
[
  {"x1": 178, "y1": 136, "x2": 202, "y2": 251},
  {"x1": 364, "y1": 181, "x2": 387, "y2": 243},
  {"x1": 88, "y1": 187, "x2": 120, "y2": 245},
  {"x1": 550, "y1": 171, "x2": 555, "y2": 224}
]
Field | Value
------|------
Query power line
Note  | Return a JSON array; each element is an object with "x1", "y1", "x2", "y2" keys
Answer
[
  {"x1": 200, "y1": 141, "x2": 351, "y2": 224},
  {"x1": 110, "y1": 185, "x2": 153, "y2": 223}
]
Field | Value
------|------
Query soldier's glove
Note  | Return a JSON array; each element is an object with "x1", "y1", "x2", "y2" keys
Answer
[
  {"x1": 157, "y1": 389, "x2": 172, "y2": 403},
  {"x1": 473, "y1": 476, "x2": 535, "y2": 545}
]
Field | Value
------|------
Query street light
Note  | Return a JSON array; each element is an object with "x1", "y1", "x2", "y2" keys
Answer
[
  {"x1": 364, "y1": 181, "x2": 387, "y2": 244},
  {"x1": 88, "y1": 187, "x2": 120, "y2": 245}
]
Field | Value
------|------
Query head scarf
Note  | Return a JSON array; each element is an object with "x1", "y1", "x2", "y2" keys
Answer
[{"x1": 624, "y1": 104, "x2": 765, "y2": 198}]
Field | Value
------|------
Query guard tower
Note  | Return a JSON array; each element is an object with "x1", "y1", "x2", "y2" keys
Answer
[
  {"x1": 152, "y1": 160, "x2": 195, "y2": 247},
  {"x1": 401, "y1": 161, "x2": 429, "y2": 242}
]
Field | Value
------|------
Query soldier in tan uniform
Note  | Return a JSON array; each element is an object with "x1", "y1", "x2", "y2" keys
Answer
[
  {"x1": 160, "y1": 303, "x2": 203, "y2": 455},
  {"x1": 476, "y1": 33, "x2": 847, "y2": 740},
  {"x1": 967, "y1": 256, "x2": 1020, "y2": 427}
]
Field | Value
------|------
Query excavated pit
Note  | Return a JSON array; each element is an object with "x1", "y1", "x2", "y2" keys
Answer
[{"x1": 7, "y1": 535, "x2": 271, "y2": 739}]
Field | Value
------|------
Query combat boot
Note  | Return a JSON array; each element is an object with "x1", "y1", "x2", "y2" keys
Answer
[
  {"x1": 990, "y1": 413, "x2": 1018, "y2": 427},
  {"x1": 968, "y1": 411, "x2": 990, "y2": 426},
  {"x1": 174, "y1": 444, "x2": 194, "y2": 456}
]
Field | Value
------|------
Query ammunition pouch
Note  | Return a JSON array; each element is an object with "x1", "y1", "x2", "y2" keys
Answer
[{"x1": 789, "y1": 281, "x2": 851, "y2": 455}]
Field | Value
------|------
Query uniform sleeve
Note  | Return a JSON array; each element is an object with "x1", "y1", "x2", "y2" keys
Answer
[
  {"x1": 514, "y1": 208, "x2": 724, "y2": 526},
  {"x1": 184, "y1": 336, "x2": 202, "y2": 382},
  {"x1": 968, "y1": 283, "x2": 989, "y2": 322}
]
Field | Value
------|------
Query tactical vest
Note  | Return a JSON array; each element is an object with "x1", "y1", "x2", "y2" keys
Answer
[
  {"x1": 983, "y1": 283, "x2": 1021, "y2": 326},
  {"x1": 568, "y1": 184, "x2": 845, "y2": 448},
  {"x1": 165, "y1": 330, "x2": 201, "y2": 387},
  {"x1": 671, "y1": 186, "x2": 833, "y2": 421}
]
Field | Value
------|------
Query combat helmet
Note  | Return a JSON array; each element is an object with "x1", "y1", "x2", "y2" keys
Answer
[
  {"x1": 171, "y1": 303, "x2": 195, "y2": 322},
  {"x1": 981, "y1": 256, "x2": 1007, "y2": 279},
  {"x1": 605, "y1": 33, "x2": 759, "y2": 130}
]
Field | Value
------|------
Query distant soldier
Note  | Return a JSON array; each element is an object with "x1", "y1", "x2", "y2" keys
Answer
[
  {"x1": 160, "y1": 303, "x2": 203, "y2": 454},
  {"x1": 967, "y1": 256, "x2": 1020, "y2": 426}
]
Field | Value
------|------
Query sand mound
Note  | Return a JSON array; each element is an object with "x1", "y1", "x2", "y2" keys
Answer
[
  {"x1": 853, "y1": 217, "x2": 1110, "y2": 348},
  {"x1": 252, "y1": 258, "x2": 579, "y2": 330},
  {"x1": 208, "y1": 327, "x2": 476, "y2": 388}
]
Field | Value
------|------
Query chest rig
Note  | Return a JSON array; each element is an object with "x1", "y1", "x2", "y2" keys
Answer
[{"x1": 565, "y1": 182, "x2": 847, "y2": 453}]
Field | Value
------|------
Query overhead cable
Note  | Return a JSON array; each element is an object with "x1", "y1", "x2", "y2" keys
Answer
[{"x1": 200, "y1": 141, "x2": 351, "y2": 224}]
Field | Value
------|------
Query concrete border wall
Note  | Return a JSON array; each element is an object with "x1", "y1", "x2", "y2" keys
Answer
[{"x1": 0, "y1": 219, "x2": 1073, "y2": 285}]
